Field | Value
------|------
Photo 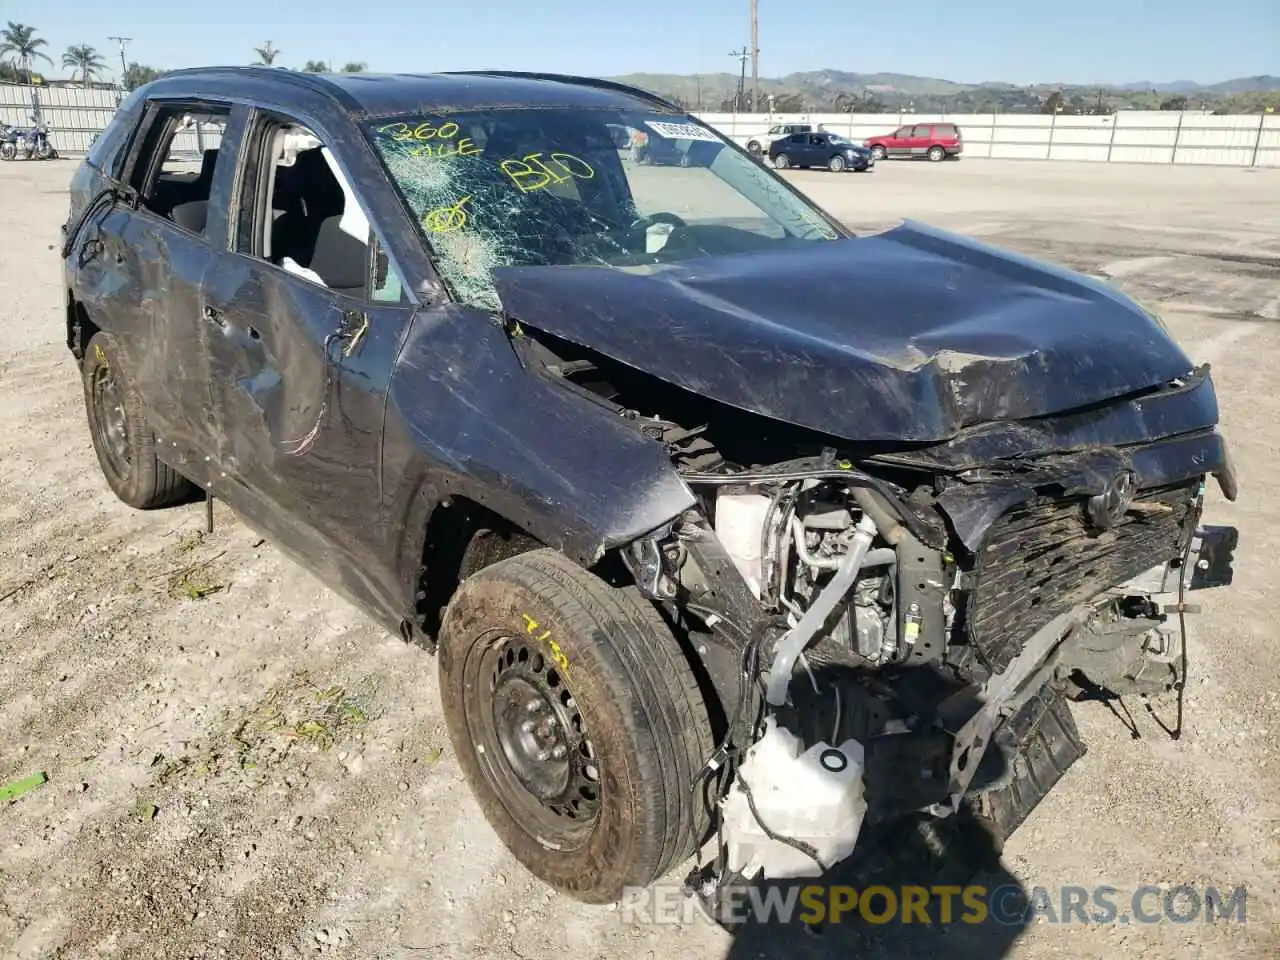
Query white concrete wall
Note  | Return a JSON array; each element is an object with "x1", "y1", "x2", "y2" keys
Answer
[
  {"x1": 3, "y1": 82, "x2": 1277, "y2": 167},
  {"x1": 695, "y1": 110, "x2": 1280, "y2": 168}
]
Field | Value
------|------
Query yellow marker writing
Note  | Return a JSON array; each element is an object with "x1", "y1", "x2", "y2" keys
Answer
[
  {"x1": 521, "y1": 613, "x2": 570, "y2": 674},
  {"x1": 410, "y1": 137, "x2": 481, "y2": 160},
  {"x1": 422, "y1": 195, "x2": 472, "y2": 234},
  {"x1": 500, "y1": 152, "x2": 595, "y2": 193}
]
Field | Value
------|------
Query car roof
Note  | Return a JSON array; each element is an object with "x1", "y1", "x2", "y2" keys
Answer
[{"x1": 140, "y1": 67, "x2": 682, "y2": 118}]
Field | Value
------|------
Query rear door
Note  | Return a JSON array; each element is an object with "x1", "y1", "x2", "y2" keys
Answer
[
  {"x1": 907, "y1": 124, "x2": 934, "y2": 157},
  {"x1": 105, "y1": 98, "x2": 244, "y2": 482},
  {"x1": 196, "y1": 107, "x2": 415, "y2": 589}
]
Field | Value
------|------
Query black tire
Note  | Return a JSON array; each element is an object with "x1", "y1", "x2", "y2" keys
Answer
[
  {"x1": 773, "y1": 153, "x2": 790, "y2": 169},
  {"x1": 870, "y1": 144, "x2": 886, "y2": 161},
  {"x1": 828, "y1": 155, "x2": 845, "y2": 173},
  {"x1": 81, "y1": 331, "x2": 196, "y2": 509},
  {"x1": 747, "y1": 140, "x2": 762, "y2": 155},
  {"x1": 0, "y1": 142, "x2": 14, "y2": 161},
  {"x1": 928, "y1": 145, "x2": 946, "y2": 162},
  {"x1": 438, "y1": 548, "x2": 714, "y2": 903}
]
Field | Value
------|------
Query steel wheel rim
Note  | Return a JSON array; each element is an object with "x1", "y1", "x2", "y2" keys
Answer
[
  {"x1": 91, "y1": 364, "x2": 131, "y2": 478},
  {"x1": 463, "y1": 632, "x2": 601, "y2": 848}
]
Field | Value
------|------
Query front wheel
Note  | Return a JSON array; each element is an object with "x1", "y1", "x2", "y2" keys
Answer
[
  {"x1": 0, "y1": 142, "x2": 14, "y2": 161},
  {"x1": 928, "y1": 145, "x2": 946, "y2": 162},
  {"x1": 81, "y1": 331, "x2": 197, "y2": 509},
  {"x1": 438, "y1": 549, "x2": 714, "y2": 904},
  {"x1": 747, "y1": 140, "x2": 762, "y2": 156},
  {"x1": 828, "y1": 155, "x2": 845, "y2": 172},
  {"x1": 870, "y1": 144, "x2": 887, "y2": 161},
  {"x1": 773, "y1": 153, "x2": 790, "y2": 169}
]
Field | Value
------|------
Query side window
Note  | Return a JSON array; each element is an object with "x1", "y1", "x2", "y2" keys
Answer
[
  {"x1": 893, "y1": 126, "x2": 913, "y2": 139},
  {"x1": 86, "y1": 110, "x2": 137, "y2": 178},
  {"x1": 788, "y1": 134, "x2": 806, "y2": 145},
  {"x1": 808, "y1": 135, "x2": 824, "y2": 146},
  {"x1": 236, "y1": 118, "x2": 398, "y2": 298},
  {"x1": 913, "y1": 124, "x2": 934, "y2": 138},
  {"x1": 130, "y1": 104, "x2": 231, "y2": 235}
]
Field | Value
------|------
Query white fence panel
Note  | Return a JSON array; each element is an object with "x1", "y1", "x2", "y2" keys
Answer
[{"x1": 3, "y1": 83, "x2": 1276, "y2": 168}]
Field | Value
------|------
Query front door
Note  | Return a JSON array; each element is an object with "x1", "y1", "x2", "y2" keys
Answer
[{"x1": 196, "y1": 109, "x2": 414, "y2": 609}]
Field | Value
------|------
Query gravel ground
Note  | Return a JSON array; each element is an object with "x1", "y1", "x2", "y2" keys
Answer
[{"x1": 1, "y1": 156, "x2": 1278, "y2": 960}]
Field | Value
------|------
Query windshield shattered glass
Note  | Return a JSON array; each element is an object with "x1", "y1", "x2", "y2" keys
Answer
[{"x1": 363, "y1": 109, "x2": 841, "y2": 310}]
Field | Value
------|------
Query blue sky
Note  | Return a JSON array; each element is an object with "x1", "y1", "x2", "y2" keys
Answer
[{"x1": 4, "y1": 0, "x2": 1276, "y2": 85}]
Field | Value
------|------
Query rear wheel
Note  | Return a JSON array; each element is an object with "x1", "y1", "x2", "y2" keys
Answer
[
  {"x1": 438, "y1": 549, "x2": 714, "y2": 903},
  {"x1": 82, "y1": 331, "x2": 196, "y2": 509},
  {"x1": 0, "y1": 141, "x2": 14, "y2": 161},
  {"x1": 928, "y1": 145, "x2": 946, "y2": 162},
  {"x1": 828, "y1": 155, "x2": 845, "y2": 172},
  {"x1": 773, "y1": 153, "x2": 790, "y2": 169},
  {"x1": 870, "y1": 144, "x2": 887, "y2": 161},
  {"x1": 747, "y1": 140, "x2": 762, "y2": 156}
]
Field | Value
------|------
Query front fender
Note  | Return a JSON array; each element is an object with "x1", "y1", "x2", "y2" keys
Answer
[{"x1": 381, "y1": 305, "x2": 695, "y2": 610}]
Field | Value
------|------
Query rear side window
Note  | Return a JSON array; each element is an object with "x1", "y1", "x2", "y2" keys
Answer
[
  {"x1": 912, "y1": 125, "x2": 934, "y2": 137},
  {"x1": 85, "y1": 109, "x2": 137, "y2": 179},
  {"x1": 788, "y1": 134, "x2": 806, "y2": 144}
]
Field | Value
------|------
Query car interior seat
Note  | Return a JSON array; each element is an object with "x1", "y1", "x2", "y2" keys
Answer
[{"x1": 271, "y1": 146, "x2": 367, "y2": 290}]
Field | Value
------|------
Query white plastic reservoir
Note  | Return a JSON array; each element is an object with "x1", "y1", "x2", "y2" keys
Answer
[
  {"x1": 721, "y1": 716, "x2": 867, "y2": 880},
  {"x1": 714, "y1": 490, "x2": 773, "y2": 599}
]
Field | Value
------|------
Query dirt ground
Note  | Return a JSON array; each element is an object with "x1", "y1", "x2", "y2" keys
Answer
[{"x1": 2, "y1": 156, "x2": 1279, "y2": 960}]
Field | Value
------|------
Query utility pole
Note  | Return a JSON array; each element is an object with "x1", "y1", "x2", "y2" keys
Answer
[
  {"x1": 730, "y1": 48, "x2": 749, "y2": 113},
  {"x1": 108, "y1": 36, "x2": 132, "y2": 89},
  {"x1": 750, "y1": 0, "x2": 759, "y2": 113}
]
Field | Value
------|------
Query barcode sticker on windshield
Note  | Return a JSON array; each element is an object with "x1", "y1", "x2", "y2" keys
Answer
[{"x1": 644, "y1": 121, "x2": 722, "y2": 143}]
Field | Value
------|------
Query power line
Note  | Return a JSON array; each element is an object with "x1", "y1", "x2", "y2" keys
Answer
[
  {"x1": 750, "y1": 0, "x2": 759, "y2": 113},
  {"x1": 107, "y1": 36, "x2": 132, "y2": 88},
  {"x1": 730, "y1": 47, "x2": 749, "y2": 113}
]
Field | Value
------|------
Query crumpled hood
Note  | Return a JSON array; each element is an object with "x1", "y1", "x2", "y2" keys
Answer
[{"x1": 492, "y1": 220, "x2": 1195, "y2": 443}]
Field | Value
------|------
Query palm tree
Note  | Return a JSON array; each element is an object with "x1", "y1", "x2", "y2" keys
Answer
[
  {"x1": 302, "y1": 59, "x2": 329, "y2": 73},
  {"x1": 0, "y1": 22, "x2": 53, "y2": 82},
  {"x1": 253, "y1": 41, "x2": 280, "y2": 66},
  {"x1": 62, "y1": 44, "x2": 106, "y2": 87},
  {"x1": 341, "y1": 62, "x2": 366, "y2": 73}
]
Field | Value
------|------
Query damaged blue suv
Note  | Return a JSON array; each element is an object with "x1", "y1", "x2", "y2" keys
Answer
[{"x1": 61, "y1": 67, "x2": 1238, "y2": 910}]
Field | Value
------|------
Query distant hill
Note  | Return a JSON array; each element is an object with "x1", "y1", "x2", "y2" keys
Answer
[{"x1": 605, "y1": 70, "x2": 1280, "y2": 114}]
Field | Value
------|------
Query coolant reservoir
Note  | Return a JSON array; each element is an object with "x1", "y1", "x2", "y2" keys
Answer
[
  {"x1": 714, "y1": 490, "x2": 773, "y2": 598},
  {"x1": 721, "y1": 716, "x2": 867, "y2": 880}
]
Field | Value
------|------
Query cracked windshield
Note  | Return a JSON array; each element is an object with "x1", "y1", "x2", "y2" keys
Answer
[{"x1": 364, "y1": 110, "x2": 841, "y2": 309}]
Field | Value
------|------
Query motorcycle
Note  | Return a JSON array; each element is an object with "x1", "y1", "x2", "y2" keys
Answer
[
  {"x1": 1, "y1": 120, "x2": 57, "y2": 160},
  {"x1": 22, "y1": 121, "x2": 57, "y2": 160},
  {"x1": 0, "y1": 124, "x2": 19, "y2": 161}
]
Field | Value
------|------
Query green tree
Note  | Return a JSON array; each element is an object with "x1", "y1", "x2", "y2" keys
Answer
[
  {"x1": 302, "y1": 59, "x2": 329, "y2": 72},
  {"x1": 253, "y1": 41, "x2": 280, "y2": 65},
  {"x1": 341, "y1": 61, "x2": 366, "y2": 73},
  {"x1": 122, "y1": 62, "x2": 160, "y2": 90},
  {"x1": 0, "y1": 22, "x2": 53, "y2": 82},
  {"x1": 1159, "y1": 95, "x2": 1189, "y2": 111},
  {"x1": 1041, "y1": 90, "x2": 1064, "y2": 114},
  {"x1": 62, "y1": 43, "x2": 106, "y2": 87}
]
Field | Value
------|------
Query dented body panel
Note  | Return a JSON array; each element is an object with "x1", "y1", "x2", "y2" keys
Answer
[{"x1": 491, "y1": 221, "x2": 1196, "y2": 444}]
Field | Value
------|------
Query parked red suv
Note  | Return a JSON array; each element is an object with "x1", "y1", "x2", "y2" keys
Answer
[{"x1": 864, "y1": 122, "x2": 962, "y2": 162}]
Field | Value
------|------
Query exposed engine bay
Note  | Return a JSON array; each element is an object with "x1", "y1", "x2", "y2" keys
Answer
[{"x1": 514, "y1": 326, "x2": 1239, "y2": 909}]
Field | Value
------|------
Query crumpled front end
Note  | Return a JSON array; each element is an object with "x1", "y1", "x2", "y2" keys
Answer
[{"x1": 508, "y1": 333, "x2": 1241, "y2": 913}]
